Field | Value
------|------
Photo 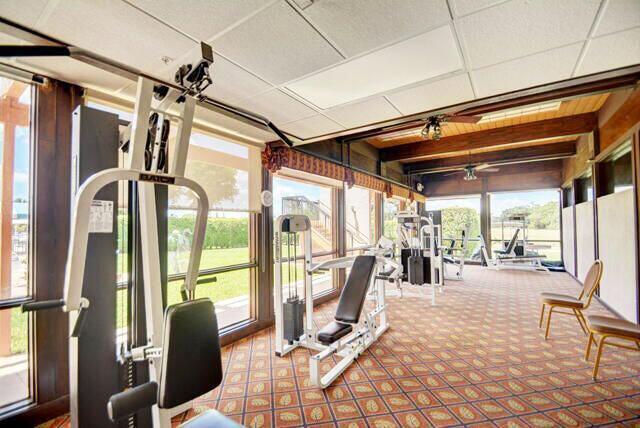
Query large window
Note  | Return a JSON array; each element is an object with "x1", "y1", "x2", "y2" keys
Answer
[
  {"x1": 425, "y1": 195, "x2": 481, "y2": 259},
  {"x1": 273, "y1": 173, "x2": 337, "y2": 296},
  {"x1": 489, "y1": 189, "x2": 562, "y2": 262},
  {"x1": 0, "y1": 77, "x2": 33, "y2": 411},
  {"x1": 345, "y1": 186, "x2": 377, "y2": 251},
  {"x1": 383, "y1": 196, "x2": 402, "y2": 241},
  {"x1": 167, "y1": 134, "x2": 258, "y2": 329}
]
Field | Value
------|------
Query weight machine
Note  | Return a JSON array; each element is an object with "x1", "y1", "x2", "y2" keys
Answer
[
  {"x1": 442, "y1": 226, "x2": 470, "y2": 280},
  {"x1": 274, "y1": 214, "x2": 391, "y2": 388},
  {"x1": 396, "y1": 211, "x2": 444, "y2": 305},
  {"x1": 20, "y1": 44, "x2": 272, "y2": 427}
]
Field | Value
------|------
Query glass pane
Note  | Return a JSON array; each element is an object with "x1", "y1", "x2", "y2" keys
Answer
[
  {"x1": 383, "y1": 197, "x2": 401, "y2": 240},
  {"x1": 425, "y1": 195, "x2": 481, "y2": 260},
  {"x1": 273, "y1": 176, "x2": 334, "y2": 252},
  {"x1": 490, "y1": 189, "x2": 561, "y2": 262},
  {"x1": 0, "y1": 80, "x2": 31, "y2": 300},
  {"x1": 0, "y1": 308, "x2": 30, "y2": 407},
  {"x1": 345, "y1": 186, "x2": 376, "y2": 249},
  {"x1": 167, "y1": 268, "x2": 251, "y2": 328},
  {"x1": 167, "y1": 211, "x2": 250, "y2": 276}
]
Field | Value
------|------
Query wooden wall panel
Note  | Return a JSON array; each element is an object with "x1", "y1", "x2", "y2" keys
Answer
[{"x1": 562, "y1": 134, "x2": 594, "y2": 185}]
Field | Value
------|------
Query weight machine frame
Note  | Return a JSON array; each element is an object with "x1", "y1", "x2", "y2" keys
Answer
[{"x1": 273, "y1": 214, "x2": 390, "y2": 388}]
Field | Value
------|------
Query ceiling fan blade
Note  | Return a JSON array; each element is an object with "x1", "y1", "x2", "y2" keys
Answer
[
  {"x1": 447, "y1": 114, "x2": 482, "y2": 124},
  {"x1": 482, "y1": 168, "x2": 500, "y2": 172},
  {"x1": 443, "y1": 170, "x2": 463, "y2": 177},
  {"x1": 474, "y1": 163, "x2": 492, "y2": 171}
]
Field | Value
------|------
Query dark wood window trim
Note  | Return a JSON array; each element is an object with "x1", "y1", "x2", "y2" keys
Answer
[{"x1": 1, "y1": 80, "x2": 82, "y2": 427}]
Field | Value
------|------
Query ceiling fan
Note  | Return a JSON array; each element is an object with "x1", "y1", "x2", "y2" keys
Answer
[
  {"x1": 421, "y1": 114, "x2": 482, "y2": 140},
  {"x1": 443, "y1": 163, "x2": 500, "y2": 181}
]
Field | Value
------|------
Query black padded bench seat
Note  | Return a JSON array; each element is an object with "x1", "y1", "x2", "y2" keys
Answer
[
  {"x1": 317, "y1": 321, "x2": 353, "y2": 345},
  {"x1": 316, "y1": 255, "x2": 376, "y2": 345}
]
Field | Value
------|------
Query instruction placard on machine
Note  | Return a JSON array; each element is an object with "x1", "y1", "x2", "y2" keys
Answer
[{"x1": 89, "y1": 200, "x2": 113, "y2": 233}]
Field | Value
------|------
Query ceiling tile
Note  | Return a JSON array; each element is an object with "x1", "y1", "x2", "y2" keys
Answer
[
  {"x1": 458, "y1": 0, "x2": 600, "y2": 69},
  {"x1": 204, "y1": 55, "x2": 273, "y2": 105},
  {"x1": 286, "y1": 25, "x2": 463, "y2": 109},
  {"x1": 472, "y1": 43, "x2": 583, "y2": 98},
  {"x1": 237, "y1": 89, "x2": 317, "y2": 125},
  {"x1": 195, "y1": 105, "x2": 274, "y2": 143},
  {"x1": 281, "y1": 115, "x2": 343, "y2": 139},
  {"x1": 0, "y1": 0, "x2": 49, "y2": 28},
  {"x1": 386, "y1": 74, "x2": 475, "y2": 115},
  {"x1": 37, "y1": 0, "x2": 197, "y2": 74},
  {"x1": 125, "y1": 0, "x2": 271, "y2": 41},
  {"x1": 594, "y1": 0, "x2": 640, "y2": 37},
  {"x1": 301, "y1": 0, "x2": 450, "y2": 57},
  {"x1": 212, "y1": 1, "x2": 342, "y2": 85},
  {"x1": 325, "y1": 97, "x2": 400, "y2": 129},
  {"x1": 577, "y1": 27, "x2": 640, "y2": 76},
  {"x1": 16, "y1": 56, "x2": 131, "y2": 92},
  {"x1": 449, "y1": 0, "x2": 506, "y2": 17}
]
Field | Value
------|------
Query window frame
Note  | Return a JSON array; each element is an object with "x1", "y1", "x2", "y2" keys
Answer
[{"x1": 0, "y1": 80, "x2": 36, "y2": 415}]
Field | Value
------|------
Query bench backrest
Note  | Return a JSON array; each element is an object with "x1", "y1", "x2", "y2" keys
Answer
[{"x1": 335, "y1": 255, "x2": 376, "y2": 324}]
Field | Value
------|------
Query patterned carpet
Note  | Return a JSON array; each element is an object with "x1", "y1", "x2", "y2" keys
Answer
[{"x1": 42, "y1": 266, "x2": 640, "y2": 427}]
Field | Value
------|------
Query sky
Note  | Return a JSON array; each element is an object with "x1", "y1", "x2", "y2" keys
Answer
[
  {"x1": 272, "y1": 177, "x2": 331, "y2": 218},
  {"x1": 0, "y1": 79, "x2": 31, "y2": 219}
]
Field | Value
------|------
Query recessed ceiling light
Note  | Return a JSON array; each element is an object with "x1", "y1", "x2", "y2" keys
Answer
[{"x1": 478, "y1": 101, "x2": 561, "y2": 124}]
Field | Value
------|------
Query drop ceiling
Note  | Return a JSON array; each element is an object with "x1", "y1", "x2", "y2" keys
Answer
[{"x1": 0, "y1": 0, "x2": 638, "y2": 143}]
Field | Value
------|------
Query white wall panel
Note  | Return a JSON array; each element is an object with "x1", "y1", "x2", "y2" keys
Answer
[
  {"x1": 597, "y1": 190, "x2": 638, "y2": 322},
  {"x1": 575, "y1": 201, "x2": 595, "y2": 281},
  {"x1": 562, "y1": 207, "x2": 575, "y2": 277}
]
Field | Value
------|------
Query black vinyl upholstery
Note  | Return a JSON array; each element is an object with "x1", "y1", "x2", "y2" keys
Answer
[
  {"x1": 158, "y1": 299, "x2": 222, "y2": 409},
  {"x1": 317, "y1": 321, "x2": 353, "y2": 345},
  {"x1": 335, "y1": 255, "x2": 376, "y2": 324}
]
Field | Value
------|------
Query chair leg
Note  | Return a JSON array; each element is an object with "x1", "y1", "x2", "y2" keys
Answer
[
  {"x1": 539, "y1": 304, "x2": 546, "y2": 328},
  {"x1": 584, "y1": 331, "x2": 594, "y2": 361},
  {"x1": 545, "y1": 306, "x2": 554, "y2": 340},
  {"x1": 573, "y1": 309, "x2": 587, "y2": 335},
  {"x1": 577, "y1": 310, "x2": 589, "y2": 332},
  {"x1": 592, "y1": 336, "x2": 607, "y2": 381}
]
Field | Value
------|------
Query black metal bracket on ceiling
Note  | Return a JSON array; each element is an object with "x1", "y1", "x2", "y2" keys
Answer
[{"x1": 0, "y1": 18, "x2": 293, "y2": 147}]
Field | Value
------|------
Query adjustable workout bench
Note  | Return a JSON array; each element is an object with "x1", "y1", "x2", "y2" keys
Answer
[
  {"x1": 310, "y1": 255, "x2": 387, "y2": 388},
  {"x1": 107, "y1": 299, "x2": 241, "y2": 427}
]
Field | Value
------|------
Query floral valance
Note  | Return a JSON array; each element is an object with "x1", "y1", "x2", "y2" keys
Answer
[{"x1": 262, "y1": 144, "x2": 424, "y2": 203}]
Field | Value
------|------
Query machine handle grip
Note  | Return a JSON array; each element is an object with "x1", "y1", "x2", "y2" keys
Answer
[
  {"x1": 21, "y1": 299, "x2": 64, "y2": 312},
  {"x1": 107, "y1": 382, "x2": 158, "y2": 422},
  {"x1": 196, "y1": 276, "x2": 217, "y2": 285},
  {"x1": 71, "y1": 307, "x2": 89, "y2": 338}
]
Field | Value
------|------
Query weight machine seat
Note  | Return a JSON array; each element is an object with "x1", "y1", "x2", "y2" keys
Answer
[
  {"x1": 375, "y1": 267, "x2": 396, "y2": 282},
  {"x1": 335, "y1": 255, "x2": 376, "y2": 324},
  {"x1": 317, "y1": 321, "x2": 353, "y2": 345},
  {"x1": 158, "y1": 298, "x2": 222, "y2": 409}
]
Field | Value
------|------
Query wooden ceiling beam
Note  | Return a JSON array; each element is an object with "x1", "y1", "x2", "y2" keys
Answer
[
  {"x1": 381, "y1": 112, "x2": 597, "y2": 162},
  {"x1": 404, "y1": 140, "x2": 577, "y2": 174}
]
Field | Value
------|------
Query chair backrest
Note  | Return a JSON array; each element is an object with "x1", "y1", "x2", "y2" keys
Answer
[
  {"x1": 504, "y1": 228, "x2": 520, "y2": 254},
  {"x1": 334, "y1": 255, "x2": 376, "y2": 324},
  {"x1": 578, "y1": 260, "x2": 603, "y2": 308}
]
